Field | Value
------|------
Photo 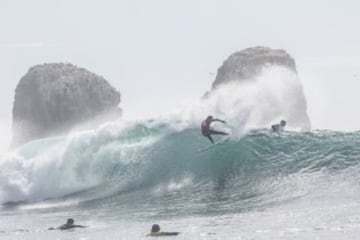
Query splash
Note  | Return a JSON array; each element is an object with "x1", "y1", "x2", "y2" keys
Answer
[
  {"x1": 163, "y1": 65, "x2": 311, "y2": 137},
  {"x1": 0, "y1": 65, "x2": 312, "y2": 204}
]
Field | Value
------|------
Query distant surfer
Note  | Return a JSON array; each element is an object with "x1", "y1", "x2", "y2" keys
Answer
[
  {"x1": 201, "y1": 116, "x2": 228, "y2": 144},
  {"x1": 271, "y1": 120, "x2": 286, "y2": 132},
  {"x1": 146, "y1": 224, "x2": 179, "y2": 237},
  {"x1": 48, "y1": 218, "x2": 86, "y2": 230}
]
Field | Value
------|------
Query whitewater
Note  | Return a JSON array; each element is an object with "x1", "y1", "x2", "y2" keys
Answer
[{"x1": 1, "y1": 67, "x2": 360, "y2": 240}]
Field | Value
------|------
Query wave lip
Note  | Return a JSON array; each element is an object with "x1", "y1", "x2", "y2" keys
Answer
[{"x1": 0, "y1": 121, "x2": 169, "y2": 205}]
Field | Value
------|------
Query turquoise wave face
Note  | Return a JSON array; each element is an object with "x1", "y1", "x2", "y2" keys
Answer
[{"x1": 2, "y1": 121, "x2": 360, "y2": 218}]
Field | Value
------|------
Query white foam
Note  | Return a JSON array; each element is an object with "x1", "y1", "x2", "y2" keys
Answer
[{"x1": 0, "y1": 120, "x2": 165, "y2": 204}]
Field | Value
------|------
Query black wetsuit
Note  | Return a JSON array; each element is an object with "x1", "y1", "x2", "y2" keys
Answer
[
  {"x1": 59, "y1": 223, "x2": 86, "y2": 230},
  {"x1": 146, "y1": 232, "x2": 180, "y2": 236},
  {"x1": 271, "y1": 124, "x2": 284, "y2": 132},
  {"x1": 49, "y1": 223, "x2": 86, "y2": 231}
]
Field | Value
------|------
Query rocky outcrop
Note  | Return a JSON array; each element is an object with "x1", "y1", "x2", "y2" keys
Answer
[
  {"x1": 12, "y1": 63, "x2": 121, "y2": 147},
  {"x1": 212, "y1": 46, "x2": 296, "y2": 89},
  {"x1": 210, "y1": 46, "x2": 311, "y2": 130}
]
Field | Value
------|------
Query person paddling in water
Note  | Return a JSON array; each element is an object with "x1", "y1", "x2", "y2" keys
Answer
[
  {"x1": 271, "y1": 120, "x2": 286, "y2": 132},
  {"x1": 201, "y1": 116, "x2": 228, "y2": 144},
  {"x1": 48, "y1": 218, "x2": 86, "y2": 231}
]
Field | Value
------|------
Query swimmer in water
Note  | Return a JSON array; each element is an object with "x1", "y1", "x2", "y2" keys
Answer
[
  {"x1": 48, "y1": 218, "x2": 86, "y2": 230},
  {"x1": 271, "y1": 120, "x2": 286, "y2": 132},
  {"x1": 146, "y1": 224, "x2": 179, "y2": 237}
]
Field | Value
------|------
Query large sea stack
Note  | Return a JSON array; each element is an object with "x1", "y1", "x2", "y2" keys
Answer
[
  {"x1": 212, "y1": 46, "x2": 296, "y2": 88},
  {"x1": 210, "y1": 46, "x2": 311, "y2": 130},
  {"x1": 11, "y1": 63, "x2": 121, "y2": 147}
]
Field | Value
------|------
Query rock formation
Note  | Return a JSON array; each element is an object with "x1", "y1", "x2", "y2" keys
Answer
[
  {"x1": 210, "y1": 46, "x2": 311, "y2": 130},
  {"x1": 12, "y1": 63, "x2": 121, "y2": 147},
  {"x1": 212, "y1": 46, "x2": 296, "y2": 89}
]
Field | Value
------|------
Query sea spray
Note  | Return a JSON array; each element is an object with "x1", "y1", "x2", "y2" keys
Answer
[
  {"x1": 0, "y1": 65, "x2": 312, "y2": 204},
  {"x1": 161, "y1": 65, "x2": 310, "y2": 138}
]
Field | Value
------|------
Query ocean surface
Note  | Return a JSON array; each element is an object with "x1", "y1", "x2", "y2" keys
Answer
[
  {"x1": 1, "y1": 121, "x2": 360, "y2": 239},
  {"x1": 1, "y1": 68, "x2": 360, "y2": 239}
]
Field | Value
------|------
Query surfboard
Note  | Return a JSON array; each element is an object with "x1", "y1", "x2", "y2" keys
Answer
[{"x1": 196, "y1": 137, "x2": 229, "y2": 153}]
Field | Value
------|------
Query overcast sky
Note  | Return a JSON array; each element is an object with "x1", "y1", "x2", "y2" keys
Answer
[{"x1": 0, "y1": 0, "x2": 360, "y2": 149}]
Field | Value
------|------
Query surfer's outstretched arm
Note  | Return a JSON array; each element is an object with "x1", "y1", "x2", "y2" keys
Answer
[
  {"x1": 212, "y1": 119, "x2": 226, "y2": 124},
  {"x1": 73, "y1": 225, "x2": 86, "y2": 228}
]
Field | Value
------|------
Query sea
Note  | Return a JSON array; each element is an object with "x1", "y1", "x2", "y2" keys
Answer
[{"x1": 1, "y1": 67, "x2": 360, "y2": 239}]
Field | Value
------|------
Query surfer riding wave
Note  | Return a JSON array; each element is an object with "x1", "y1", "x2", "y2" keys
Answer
[{"x1": 201, "y1": 116, "x2": 228, "y2": 144}]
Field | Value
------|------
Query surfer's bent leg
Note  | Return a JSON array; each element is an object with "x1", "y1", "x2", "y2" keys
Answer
[
  {"x1": 207, "y1": 135, "x2": 214, "y2": 144},
  {"x1": 209, "y1": 130, "x2": 228, "y2": 135}
]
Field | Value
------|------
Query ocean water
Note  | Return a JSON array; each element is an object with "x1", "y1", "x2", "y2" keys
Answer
[
  {"x1": 1, "y1": 67, "x2": 360, "y2": 239},
  {"x1": 1, "y1": 123, "x2": 360, "y2": 240}
]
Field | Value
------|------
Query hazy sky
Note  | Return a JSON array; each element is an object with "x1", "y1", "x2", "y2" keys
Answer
[{"x1": 1, "y1": 0, "x2": 360, "y2": 148}]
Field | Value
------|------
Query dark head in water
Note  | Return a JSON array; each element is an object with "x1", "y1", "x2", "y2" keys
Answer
[
  {"x1": 146, "y1": 224, "x2": 179, "y2": 237},
  {"x1": 151, "y1": 224, "x2": 160, "y2": 233},
  {"x1": 66, "y1": 218, "x2": 74, "y2": 225}
]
